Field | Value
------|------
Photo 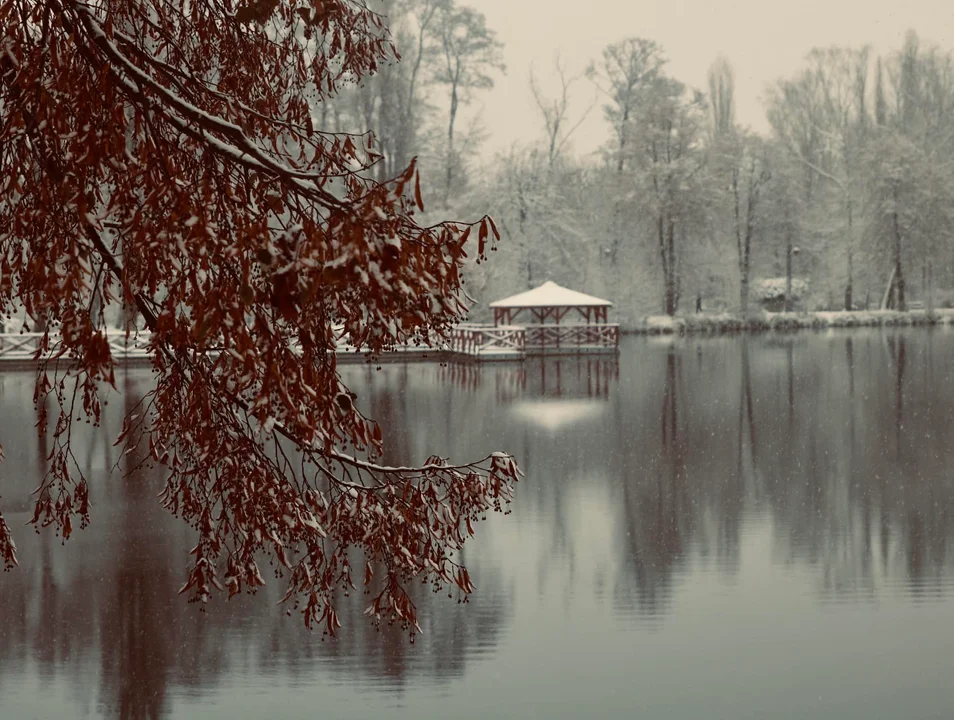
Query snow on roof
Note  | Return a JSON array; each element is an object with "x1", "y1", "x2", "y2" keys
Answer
[{"x1": 489, "y1": 281, "x2": 612, "y2": 308}]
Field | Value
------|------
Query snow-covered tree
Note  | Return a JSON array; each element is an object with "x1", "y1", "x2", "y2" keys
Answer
[
  {"x1": 624, "y1": 76, "x2": 709, "y2": 315},
  {"x1": 434, "y1": 1, "x2": 504, "y2": 206}
]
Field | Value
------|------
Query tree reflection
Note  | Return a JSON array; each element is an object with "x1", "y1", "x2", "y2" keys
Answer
[
  {"x1": 614, "y1": 347, "x2": 691, "y2": 617},
  {"x1": 0, "y1": 367, "x2": 516, "y2": 717},
  {"x1": 95, "y1": 372, "x2": 177, "y2": 719},
  {"x1": 606, "y1": 331, "x2": 954, "y2": 619},
  {"x1": 749, "y1": 330, "x2": 954, "y2": 596},
  {"x1": 737, "y1": 337, "x2": 758, "y2": 485}
]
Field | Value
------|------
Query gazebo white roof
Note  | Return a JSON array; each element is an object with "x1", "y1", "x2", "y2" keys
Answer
[{"x1": 489, "y1": 281, "x2": 612, "y2": 309}]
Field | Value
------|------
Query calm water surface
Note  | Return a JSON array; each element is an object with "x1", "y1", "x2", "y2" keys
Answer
[{"x1": 2, "y1": 330, "x2": 954, "y2": 719}]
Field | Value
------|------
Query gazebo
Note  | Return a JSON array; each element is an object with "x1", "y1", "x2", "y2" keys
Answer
[{"x1": 488, "y1": 281, "x2": 618, "y2": 355}]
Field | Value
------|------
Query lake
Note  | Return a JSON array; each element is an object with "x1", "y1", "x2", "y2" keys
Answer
[{"x1": 1, "y1": 329, "x2": 954, "y2": 719}]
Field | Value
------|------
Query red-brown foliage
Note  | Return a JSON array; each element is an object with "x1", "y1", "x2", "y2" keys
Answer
[{"x1": 0, "y1": 0, "x2": 518, "y2": 635}]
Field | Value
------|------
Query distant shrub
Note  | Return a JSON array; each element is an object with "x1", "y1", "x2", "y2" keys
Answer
[{"x1": 754, "y1": 277, "x2": 809, "y2": 302}]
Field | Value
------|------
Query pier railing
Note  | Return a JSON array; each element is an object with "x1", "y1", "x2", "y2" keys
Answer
[
  {"x1": 447, "y1": 324, "x2": 525, "y2": 358},
  {"x1": 2, "y1": 322, "x2": 619, "y2": 366},
  {"x1": 0, "y1": 330, "x2": 154, "y2": 363}
]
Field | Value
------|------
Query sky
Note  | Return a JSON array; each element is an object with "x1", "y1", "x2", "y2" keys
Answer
[{"x1": 461, "y1": 0, "x2": 954, "y2": 159}]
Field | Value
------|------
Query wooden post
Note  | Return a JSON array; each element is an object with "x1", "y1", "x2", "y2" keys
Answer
[{"x1": 576, "y1": 308, "x2": 590, "y2": 354}]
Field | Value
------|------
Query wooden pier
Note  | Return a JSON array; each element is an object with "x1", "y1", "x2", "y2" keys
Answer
[
  {"x1": 0, "y1": 283, "x2": 619, "y2": 367},
  {"x1": 446, "y1": 324, "x2": 525, "y2": 361}
]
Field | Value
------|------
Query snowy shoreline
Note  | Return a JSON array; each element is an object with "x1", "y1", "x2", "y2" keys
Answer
[{"x1": 628, "y1": 309, "x2": 954, "y2": 335}]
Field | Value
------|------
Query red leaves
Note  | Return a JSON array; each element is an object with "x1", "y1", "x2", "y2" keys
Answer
[
  {"x1": 477, "y1": 218, "x2": 488, "y2": 258},
  {"x1": 0, "y1": 0, "x2": 520, "y2": 637},
  {"x1": 456, "y1": 567, "x2": 474, "y2": 594},
  {"x1": 487, "y1": 215, "x2": 500, "y2": 242},
  {"x1": 457, "y1": 224, "x2": 472, "y2": 247},
  {"x1": 459, "y1": 215, "x2": 500, "y2": 264},
  {"x1": 0, "y1": 510, "x2": 18, "y2": 571}
]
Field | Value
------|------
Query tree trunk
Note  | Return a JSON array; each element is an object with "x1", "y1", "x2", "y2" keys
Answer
[
  {"x1": 845, "y1": 248, "x2": 853, "y2": 310},
  {"x1": 665, "y1": 218, "x2": 678, "y2": 316},
  {"x1": 785, "y1": 240, "x2": 793, "y2": 313},
  {"x1": 657, "y1": 213, "x2": 668, "y2": 314},
  {"x1": 616, "y1": 105, "x2": 630, "y2": 174},
  {"x1": 739, "y1": 223, "x2": 751, "y2": 317},
  {"x1": 395, "y1": 10, "x2": 432, "y2": 173},
  {"x1": 845, "y1": 198, "x2": 854, "y2": 310},
  {"x1": 443, "y1": 84, "x2": 459, "y2": 208},
  {"x1": 893, "y1": 224, "x2": 905, "y2": 311}
]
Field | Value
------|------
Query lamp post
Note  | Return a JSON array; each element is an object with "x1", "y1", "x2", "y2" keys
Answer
[{"x1": 785, "y1": 245, "x2": 800, "y2": 313}]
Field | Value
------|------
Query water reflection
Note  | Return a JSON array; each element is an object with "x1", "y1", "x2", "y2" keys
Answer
[
  {"x1": 614, "y1": 346, "x2": 692, "y2": 618},
  {"x1": 0, "y1": 371, "x2": 511, "y2": 718},
  {"x1": 437, "y1": 356, "x2": 617, "y2": 404},
  {"x1": 2, "y1": 331, "x2": 954, "y2": 718}
]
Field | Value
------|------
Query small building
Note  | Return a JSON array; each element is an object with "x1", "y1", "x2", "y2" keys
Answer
[
  {"x1": 754, "y1": 277, "x2": 809, "y2": 312},
  {"x1": 448, "y1": 281, "x2": 618, "y2": 360}
]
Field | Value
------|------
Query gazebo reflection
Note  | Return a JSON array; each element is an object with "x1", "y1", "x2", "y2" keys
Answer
[
  {"x1": 494, "y1": 355, "x2": 619, "y2": 404},
  {"x1": 438, "y1": 354, "x2": 618, "y2": 403}
]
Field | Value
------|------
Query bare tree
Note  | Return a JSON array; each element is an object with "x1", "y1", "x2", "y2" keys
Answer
[
  {"x1": 707, "y1": 55, "x2": 736, "y2": 143},
  {"x1": 435, "y1": 2, "x2": 505, "y2": 206},
  {"x1": 325, "y1": 0, "x2": 443, "y2": 182},
  {"x1": 392, "y1": 0, "x2": 443, "y2": 173},
  {"x1": 875, "y1": 56, "x2": 889, "y2": 126},
  {"x1": 767, "y1": 47, "x2": 871, "y2": 309},
  {"x1": 731, "y1": 135, "x2": 771, "y2": 315},
  {"x1": 529, "y1": 55, "x2": 598, "y2": 167},
  {"x1": 588, "y1": 38, "x2": 665, "y2": 173}
]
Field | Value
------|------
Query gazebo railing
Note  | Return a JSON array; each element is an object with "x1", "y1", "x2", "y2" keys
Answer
[
  {"x1": 448, "y1": 324, "x2": 525, "y2": 357},
  {"x1": 523, "y1": 323, "x2": 619, "y2": 350}
]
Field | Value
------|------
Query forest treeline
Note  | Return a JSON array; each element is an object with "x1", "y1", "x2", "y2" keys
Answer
[{"x1": 327, "y1": 1, "x2": 954, "y2": 326}]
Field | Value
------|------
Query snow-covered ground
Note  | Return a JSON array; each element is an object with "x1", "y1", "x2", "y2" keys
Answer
[{"x1": 636, "y1": 308, "x2": 954, "y2": 335}]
